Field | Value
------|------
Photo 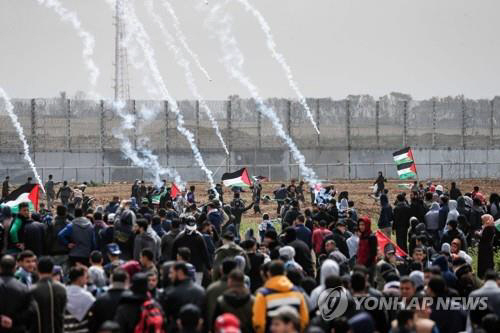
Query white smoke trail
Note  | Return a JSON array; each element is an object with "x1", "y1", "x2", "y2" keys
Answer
[
  {"x1": 145, "y1": 0, "x2": 229, "y2": 155},
  {"x1": 113, "y1": 0, "x2": 218, "y2": 193},
  {"x1": 0, "y1": 87, "x2": 46, "y2": 193},
  {"x1": 34, "y1": 0, "x2": 99, "y2": 97},
  {"x1": 161, "y1": 0, "x2": 213, "y2": 82},
  {"x1": 37, "y1": 0, "x2": 181, "y2": 187},
  {"x1": 112, "y1": 100, "x2": 184, "y2": 187},
  {"x1": 231, "y1": 0, "x2": 320, "y2": 135},
  {"x1": 204, "y1": 4, "x2": 319, "y2": 185}
]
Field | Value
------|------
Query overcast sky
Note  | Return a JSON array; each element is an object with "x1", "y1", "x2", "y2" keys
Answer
[{"x1": 1, "y1": 0, "x2": 499, "y2": 100}]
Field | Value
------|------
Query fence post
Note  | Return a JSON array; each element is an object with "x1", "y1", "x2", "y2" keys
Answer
[
  {"x1": 432, "y1": 98, "x2": 437, "y2": 147},
  {"x1": 375, "y1": 100, "x2": 380, "y2": 147},
  {"x1": 346, "y1": 99, "x2": 351, "y2": 180},
  {"x1": 66, "y1": 99, "x2": 71, "y2": 151},
  {"x1": 76, "y1": 168, "x2": 79, "y2": 182},
  {"x1": 30, "y1": 99, "x2": 36, "y2": 162},
  {"x1": 164, "y1": 101, "x2": 169, "y2": 164},
  {"x1": 461, "y1": 98, "x2": 466, "y2": 149},
  {"x1": 100, "y1": 100, "x2": 105, "y2": 183},
  {"x1": 195, "y1": 100, "x2": 200, "y2": 147},
  {"x1": 287, "y1": 100, "x2": 292, "y2": 180},
  {"x1": 109, "y1": 166, "x2": 112, "y2": 184},
  {"x1": 403, "y1": 101, "x2": 408, "y2": 147},
  {"x1": 440, "y1": 164, "x2": 443, "y2": 179},
  {"x1": 268, "y1": 165, "x2": 271, "y2": 181},
  {"x1": 132, "y1": 100, "x2": 137, "y2": 150},
  {"x1": 316, "y1": 99, "x2": 320, "y2": 146},
  {"x1": 226, "y1": 97, "x2": 233, "y2": 172}
]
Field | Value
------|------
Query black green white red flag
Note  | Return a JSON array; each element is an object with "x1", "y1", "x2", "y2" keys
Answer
[
  {"x1": 0, "y1": 183, "x2": 40, "y2": 213},
  {"x1": 393, "y1": 147, "x2": 417, "y2": 180},
  {"x1": 222, "y1": 168, "x2": 253, "y2": 188}
]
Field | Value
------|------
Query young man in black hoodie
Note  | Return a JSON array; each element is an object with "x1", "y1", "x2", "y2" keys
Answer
[
  {"x1": 114, "y1": 272, "x2": 165, "y2": 333},
  {"x1": 30, "y1": 256, "x2": 67, "y2": 333},
  {"x1": 213, "y1": 269, "x2": 255, "y2": 333}
]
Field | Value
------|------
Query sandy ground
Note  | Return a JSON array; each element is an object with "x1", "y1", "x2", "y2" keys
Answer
[{"x1": 80, "y1": 179, "x2": 500, "y2": 235}]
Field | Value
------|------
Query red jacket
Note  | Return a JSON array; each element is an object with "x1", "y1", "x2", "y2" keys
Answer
[{"x1": 356, "y1": 216, "x2": 378, "y2": 267}]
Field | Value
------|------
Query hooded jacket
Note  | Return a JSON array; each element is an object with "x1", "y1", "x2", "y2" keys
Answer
[
  {"x1": 252, "y1": 275, "x2": 309, "y2": 333},
  {"x1": 432, "y1": 256, "x2": 457, "y2": 289},
  {"x1": 310, "y1": 259, "x2": 339, "y2": 309},
  {"x1": 446, "y1": 200, "x2": 459, "y2": 224},
  {"x1": 113, "y1": 210, "x2": 136, "y2": 260},
  {"x1": 378, "y1": 194, "x2": 394, "y2": 229},
  {"x1": 172, "y1": 229, "x2": 211, "y2": 272},
  {"x1": 424, "y1": 202, "x2": 440, "y2": 231},
  {"x1": 357, "y1": 216, "x2": 378, "y2": 267},
  {"x1": 213, "y1": 288, "x2": 255, "y2": 333},
  {"x1": 22, "y1": 219, "x2": 46, "y2": 256},
  {"x1": 58, "y1": 217, "x2": 96, "y2": 258}
]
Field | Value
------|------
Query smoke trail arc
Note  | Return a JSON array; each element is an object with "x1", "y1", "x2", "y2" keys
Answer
[
  {"x1": 231, "y1": 0, "x2": 320, "y2": 135},
  {"x1": 34, "y1": 0, "x2": 100, "y2": 97},
  {"x1": 204, "y1": 3, "x2": 319, "y2": 185},
  {"x1": 0, "y1": 87, "x2": 46, "y2": 193},
  {"x1": 113, "y1": 0, "x2": 218, "y2": 193},
  {"x1": 161, "y1": 0, "x2": 213, "y2": 82},
  {"x1": 145, "y1": 0, "x2": 229, "y2": 155},
  {"x1": 37, "y1": 0, "x2": 181, "y2": 186}
]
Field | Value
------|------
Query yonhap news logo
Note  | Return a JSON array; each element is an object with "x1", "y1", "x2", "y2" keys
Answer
[
  {"x1": 318, "y1": 287, "x2": 349, "y2": 320},
  {"x1": 317, "y1": 287, "x2": 489, "y2": 320}
]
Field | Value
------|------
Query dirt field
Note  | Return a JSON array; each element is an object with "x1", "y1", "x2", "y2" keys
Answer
[{"x1": 82, "y1": 179, "x2": 500, "y2": 236}]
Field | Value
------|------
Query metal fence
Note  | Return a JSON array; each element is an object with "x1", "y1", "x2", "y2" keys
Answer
[{"x1": 1, "y1": 162, "x2": 499, "y2": 184}]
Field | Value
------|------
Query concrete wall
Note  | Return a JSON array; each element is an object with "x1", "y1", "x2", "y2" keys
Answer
[{"x1": 1, "y1": 93, "x2": 499, "y2": 183}]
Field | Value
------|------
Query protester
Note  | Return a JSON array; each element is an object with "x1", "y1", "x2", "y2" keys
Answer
[{"x1": 1, "y1": 177, "x2": 500, "y2": 333}]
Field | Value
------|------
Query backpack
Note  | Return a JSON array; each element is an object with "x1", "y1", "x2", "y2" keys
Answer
[{"x1": 134, "y1": 299, "x2": 165, "y2": 333}]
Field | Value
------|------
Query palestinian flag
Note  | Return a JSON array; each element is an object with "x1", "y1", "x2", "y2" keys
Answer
[
  {"x1": 393, "y1": 147, "x2": 417, "y2": 179},
  {"x1": 222, "y1": 168, "x2": 253, "y2": 188},
  {"x1": 376, "y1": 230, "x2": 407, "y2": 257},
  {"x1": 151, "y1": 190, "x2": 166, "y2": 205},
  {"x1": 393, "y1": 147, "x2": 415, "y2": 165},
  {"x1": 0, "y1": 183, "x2": 40, "y2": 214},
  {"x1": 170, "y1": 183, "x2": 180, "y2": 199}
]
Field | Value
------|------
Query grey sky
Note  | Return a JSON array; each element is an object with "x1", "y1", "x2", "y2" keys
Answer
[{"x1": 1, "y1": 0, "x2": 499, "y2": 100}]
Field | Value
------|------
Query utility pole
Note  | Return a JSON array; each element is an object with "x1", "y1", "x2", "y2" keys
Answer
[{"x1": 114, "y1": 0, "x2": 130, "y2": 101}]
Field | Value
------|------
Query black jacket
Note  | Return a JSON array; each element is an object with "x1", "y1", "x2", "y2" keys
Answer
[
  {"x1": 23, "y1": 220, "x2": 46, "y2": 256},
  {"x1": 114, "y1": 292, "x2": 160, "y2": 333},
  {"x1": 160, "y1": 279, "x2": 206, "y2": 325},
  {"x1": 287, "y1": 239, "x2": 314, "y2": 277},
  {"x1": 393, "y1": 202, "x2": 412, "y2": 234},
  {"x1": 30, "y1": 278, "x2": 67, "y2": 333},
  {"x1": 325, "y1": 229, "x2": 350, "y2": 258},
  {"x1": 172, "y1": 230, "x2": 211, "y2": 271},
  {"x1": 0, "y1": 274, "x2": 36, "y2": 333},
  {"x1": 46, "y1": 215, "x2": 70, "y2": 255},
  {"x1": 230, "y1": 200, "x2": 254, "y2": 225},
  {"x1": 213, "y1": 289, "x2": 254, "y2": 333},
  {"x1": 283, "y1": 208, "x2": 300, "y2": 226},
  {"x1": 89, "y1": 287, "x2": 126, "y2": 333}
]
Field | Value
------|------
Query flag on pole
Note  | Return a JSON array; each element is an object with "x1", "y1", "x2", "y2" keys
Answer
[
  {"x1": 221, "y1": 168, "x2": 253, "y2": 188},
  {"x1": 393, "y1": 147, "x2": 417, "y2": 179},
  {"x1": 375, "y1": 230, "x2": 407, "y2": 257},
  {"x1": 170, "y1": 183, "x2": 181, "y2": 199},
  {"x1": 0, "y1": 183, "x2": 40, "y2": 213}
]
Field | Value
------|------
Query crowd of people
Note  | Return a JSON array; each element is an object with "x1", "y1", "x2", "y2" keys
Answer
[{"x1": 0, "y1": 173, "x2": 499, "y2": 333}]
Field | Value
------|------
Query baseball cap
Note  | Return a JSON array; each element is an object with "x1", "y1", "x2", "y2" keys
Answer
[
  {"x1": 215, "y1": 313, "x2": 241, "y2": 333},
  {"x1": 107, "y1": 243, "x2": 122, "y2": 255}
]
